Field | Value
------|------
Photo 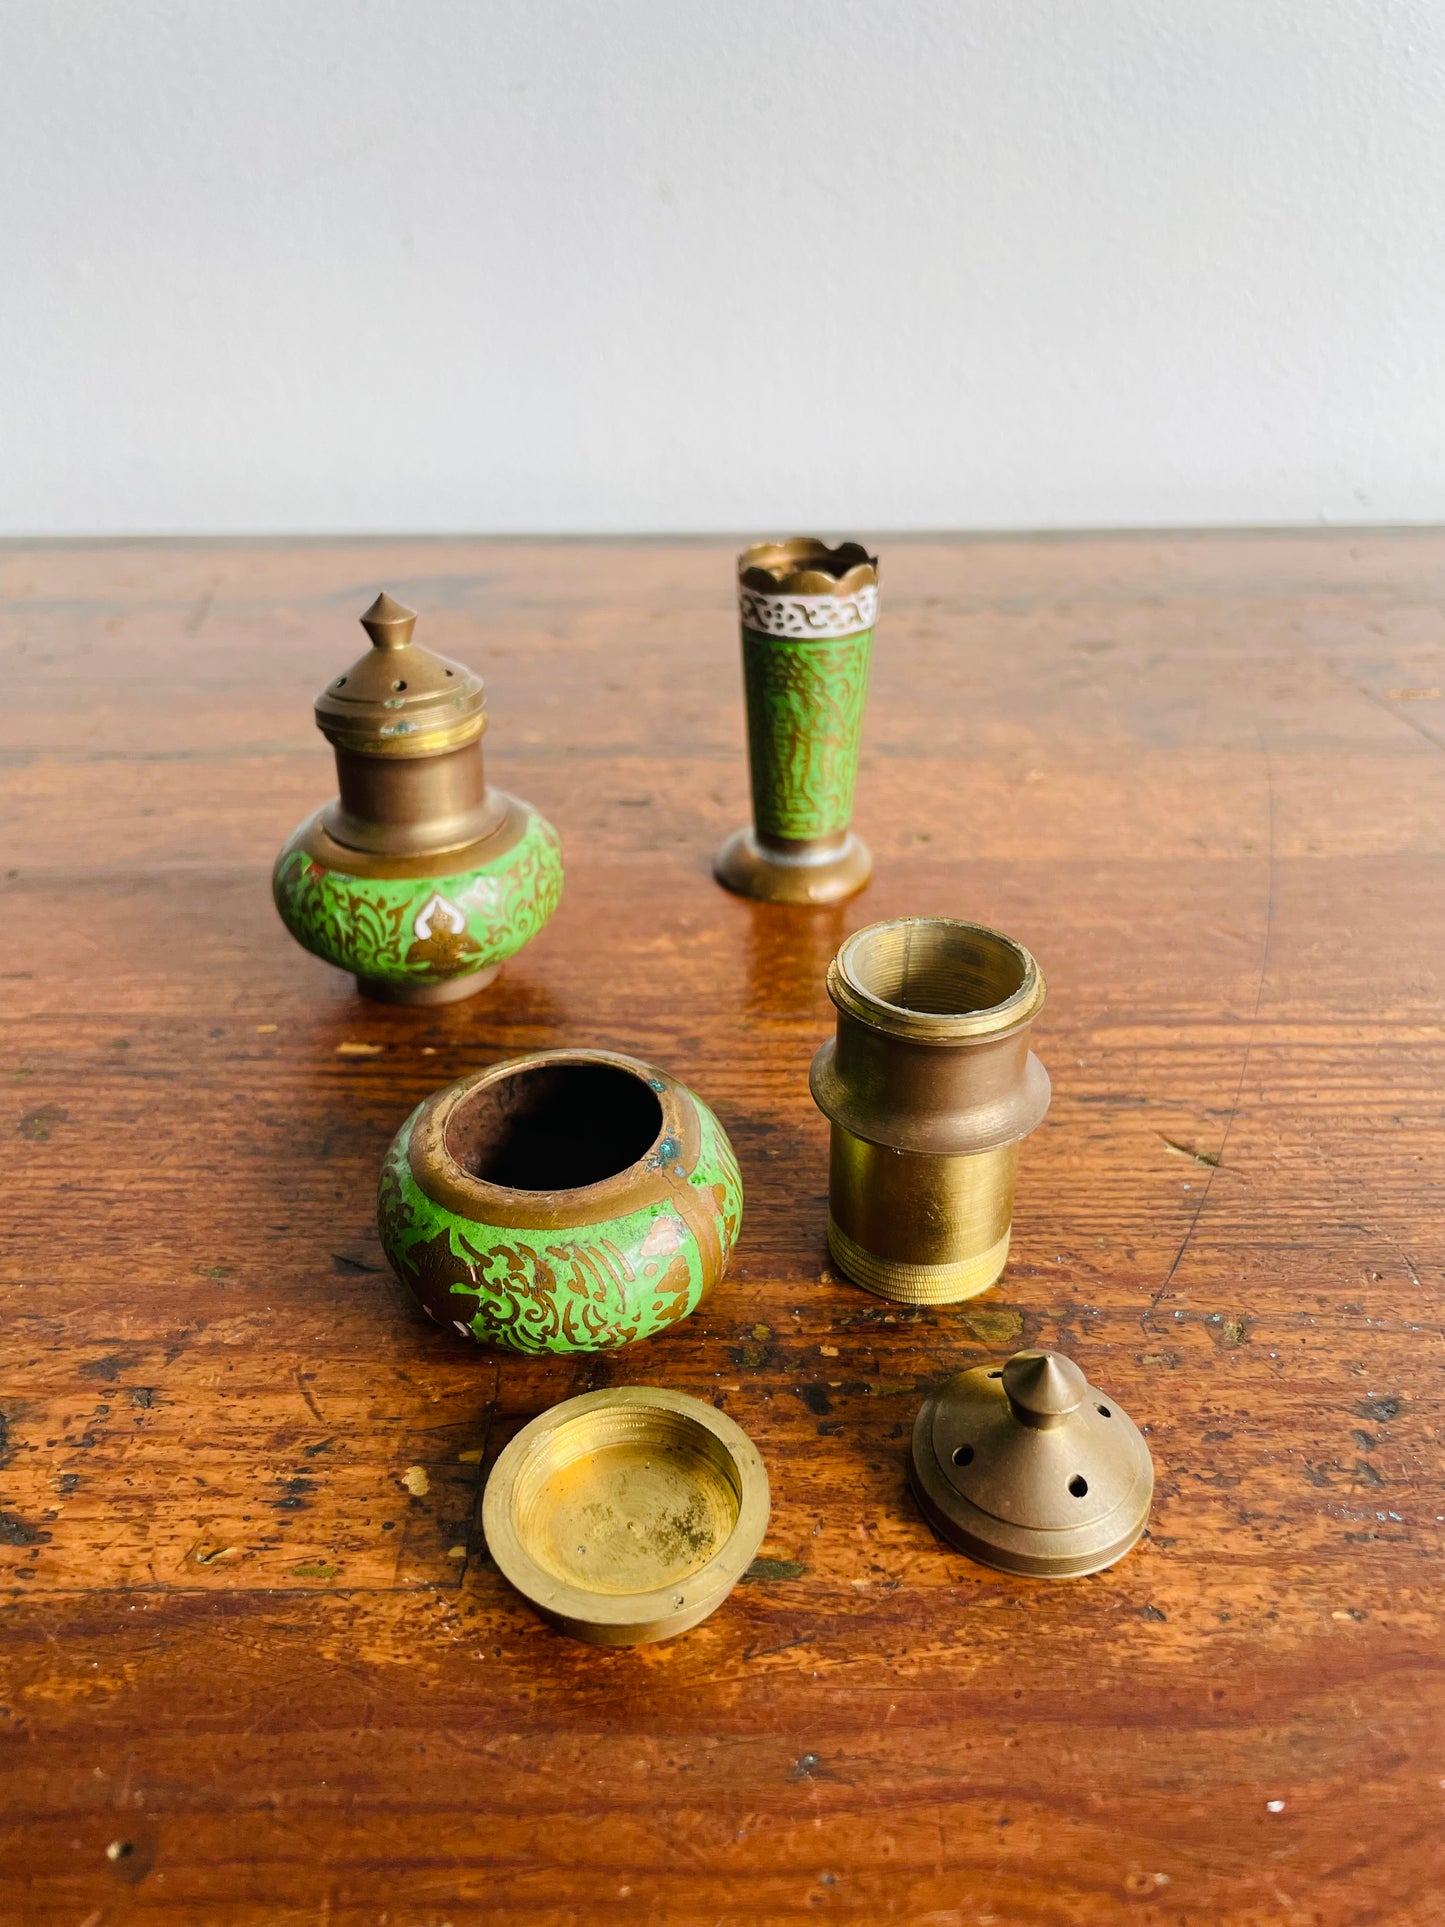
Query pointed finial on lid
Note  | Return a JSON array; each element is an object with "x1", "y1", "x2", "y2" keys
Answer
[
  {"x1": 1002, "y1": 1350, "x2": 1086, "y2": 1429},
  {"x1": 910, "y1": 1349, "x2": 1154, "y2": 1575},
  {"x1": 360, "y1": 592, "x2": 418, "y2": 650},
  {"x1": 315, "y1": 593, "x2": 485, "y2": 758}
]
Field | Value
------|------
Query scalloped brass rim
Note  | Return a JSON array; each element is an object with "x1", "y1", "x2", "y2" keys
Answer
[{"x1": 738, "y1": 536, "x2": 878, "y2": 596}]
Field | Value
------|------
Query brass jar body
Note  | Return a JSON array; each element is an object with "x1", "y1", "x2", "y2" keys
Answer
[{"x1": 809, "y1": 919, "x2": 1050, "y2": 1304}]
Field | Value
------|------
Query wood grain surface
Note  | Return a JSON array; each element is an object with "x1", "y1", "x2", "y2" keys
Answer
[{"x1": 3, "y1": 533, "x2": 1444, "y2": 1927}]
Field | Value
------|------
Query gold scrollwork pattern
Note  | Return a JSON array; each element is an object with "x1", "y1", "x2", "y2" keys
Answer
[
  {"x1": 273, "y1": 808, "x2": 562, "y2": 988},
  {"x1": 376, "y1": 1101, "x2": 743, "y2": 1355},
  {"x1": 740, "y1": 624, "x2": 874, "y2": 840}
]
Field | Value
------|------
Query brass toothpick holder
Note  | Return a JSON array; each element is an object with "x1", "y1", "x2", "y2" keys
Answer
[
  {"x1": 273, "y1": 593, "x2": 563, "y2": 1004},
  {"x1": 810, "y1": 918, "x2": 1050, "y2": 1303},
  {"x1": 715, "y1": 538, "x2": 878, "y2": 905}
]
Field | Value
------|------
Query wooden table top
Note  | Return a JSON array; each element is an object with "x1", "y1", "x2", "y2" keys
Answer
[{"x1": 4, "y1": 532, "x2": 1444, "y2": 1927}]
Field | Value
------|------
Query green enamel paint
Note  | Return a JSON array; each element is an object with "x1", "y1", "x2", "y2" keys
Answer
[
  {"x1": 273, "y1": 806, "x2": 562, "y2": 988},
  {"x1": 741, "y1": 624, "x2": 873, "y2": 840},
  {"x1": 377, "y1": 1096, "x2": 743, "y2": 1356}
]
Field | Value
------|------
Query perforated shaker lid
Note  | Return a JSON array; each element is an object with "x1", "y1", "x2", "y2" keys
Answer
[
  {"x1": 313, "y1": 593, "x2": 486, "y2": 759},
  {"x1": 910, "y1": 1350, "x2": 1153, "y2": 1577}
]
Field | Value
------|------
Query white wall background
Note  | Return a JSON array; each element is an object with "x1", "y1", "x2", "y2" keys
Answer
[{"x1": 3, "y1": 0, "x2": 1443, "y2": 536}]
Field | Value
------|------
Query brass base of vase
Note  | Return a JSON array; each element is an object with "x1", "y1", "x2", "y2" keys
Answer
[
  {"x1": 359, "y1": 964, "x2": 501, "y2": 1006},
  {"x1": 714, "y1": 828, "x2": 871, "y2": 906},
  {"x1": 828, "y1": 1218, "x2": 1010, "y2": 1305}
]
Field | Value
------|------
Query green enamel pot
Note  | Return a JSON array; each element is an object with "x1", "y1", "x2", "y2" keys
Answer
[{"x1": 378, "y1": 1049, "x2": 743, "y2": 1353}]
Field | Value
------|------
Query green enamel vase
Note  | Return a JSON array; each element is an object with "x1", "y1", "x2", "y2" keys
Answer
[{"x1": 714, "y1": 538, "x2": 878, "y2": 905}]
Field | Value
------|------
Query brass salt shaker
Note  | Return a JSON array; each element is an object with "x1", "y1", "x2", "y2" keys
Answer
[{"x1": 274, "y1": 593, "x2": 563, "y2": 1004}]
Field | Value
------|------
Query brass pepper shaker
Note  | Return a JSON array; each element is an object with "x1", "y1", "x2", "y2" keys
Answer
[
  {"x1": 910, "y1": 1350, "x2": 1154, "y2": 1576},
  {"x1": 714, "y1": 538, "x2": 878, "y2": 904},
  {"x1": 809, "y1": 918, "x2": 1050, "y2": 1303},
  {"x1": 273, "y1": 593, "x2": 562, "y2": 1004}
]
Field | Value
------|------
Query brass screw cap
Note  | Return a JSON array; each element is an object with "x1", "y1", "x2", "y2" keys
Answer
[
  {"x1": 313, "y1": 592, "x2": 486, "y2": 758},
  {"x1": 482, "y1": 1387, "x2": 771, "y2": 1646},
  {"x1": 909, "y1": 1350, "x2": 1153, "y2": 1577}
]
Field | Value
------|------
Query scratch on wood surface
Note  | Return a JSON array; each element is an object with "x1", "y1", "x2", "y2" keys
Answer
[
  {"x1": 1157, "y1": 1134, "x2": 1222, "y2": 1168},
  {"x1": 183, "y1": 580, "x2": 216, "y2": 637},
  {"x1": 1343, "y1": 667, "x2": 1445, "y2": 757},
  {"x1": 1143, "y1": 737, "x2": 1276, "y2": 1330},
  {"x1": 294, "y1": 1370, "x2": 326, "y2": 1427}
]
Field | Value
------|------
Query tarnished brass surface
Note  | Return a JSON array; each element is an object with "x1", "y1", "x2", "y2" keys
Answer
[
  {"x1": 713, "y1": 825, "x2": 873, "y2": 906},
  {"x1": 810, "y1": 918, "x2": 1050, "y2": 1302},
  {"x1": 317, "y1": 592, "x2": 498, "y2": 856},
  {"x1": 910, "y1": 1351, "x2": 1154, "y2": 1577},
  {"x1": 483, "y1": 1387, "x2": 770, "y2": 1645},
  {"x1": 283, "y1": 784, "x2": 530, "y2": 887},
  {"x1": 356, "y1": 963, "x2": 501, "y2": 1006},
  {"x1": 316, "y1": 591, "x2": 486, "y2": 761}
]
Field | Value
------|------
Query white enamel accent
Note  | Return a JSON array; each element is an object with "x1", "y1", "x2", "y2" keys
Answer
[
  {"x1": 413, "y1": 892, "x2": 466, "y2": 938},
  {"x1": 737, "y1": 583, "x2": 878, "y2": 639}
]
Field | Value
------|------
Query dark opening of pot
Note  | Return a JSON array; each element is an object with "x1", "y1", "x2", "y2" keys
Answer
[
  {"x1": 445, "y1": 1062, "x2": 664, "y2": 1192},
  {"x1": 845, "y1": 919, "x2": 1030, "y2": 1017}
]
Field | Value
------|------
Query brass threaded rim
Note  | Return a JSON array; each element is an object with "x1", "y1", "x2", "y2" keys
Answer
[
  {"x1": 830, "y1": 917, "x2": 1045, "y2": 1043},
  {"x1": 319, "y1": 709, "x2": 486, "y2": 760},
  {"x1": 827, "y1": 1220, "x2": 1011, "y2": 1305}
]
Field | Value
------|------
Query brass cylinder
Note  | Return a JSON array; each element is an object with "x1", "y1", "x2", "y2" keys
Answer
[
  {"x1": 327, "y1": 740, "x2": 501, "y2": 857},
  {"x1": 808, "y1": 918, "x2": 1050, "y2": 1304}
]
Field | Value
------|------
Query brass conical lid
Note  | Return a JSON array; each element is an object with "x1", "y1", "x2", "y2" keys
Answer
[
  {"x1": 313, "y1": 593, "x2": 486, "y2": 759},
  {"x1": 910, "y1": 1350, "x2": 1153, "y2": 1577}
]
